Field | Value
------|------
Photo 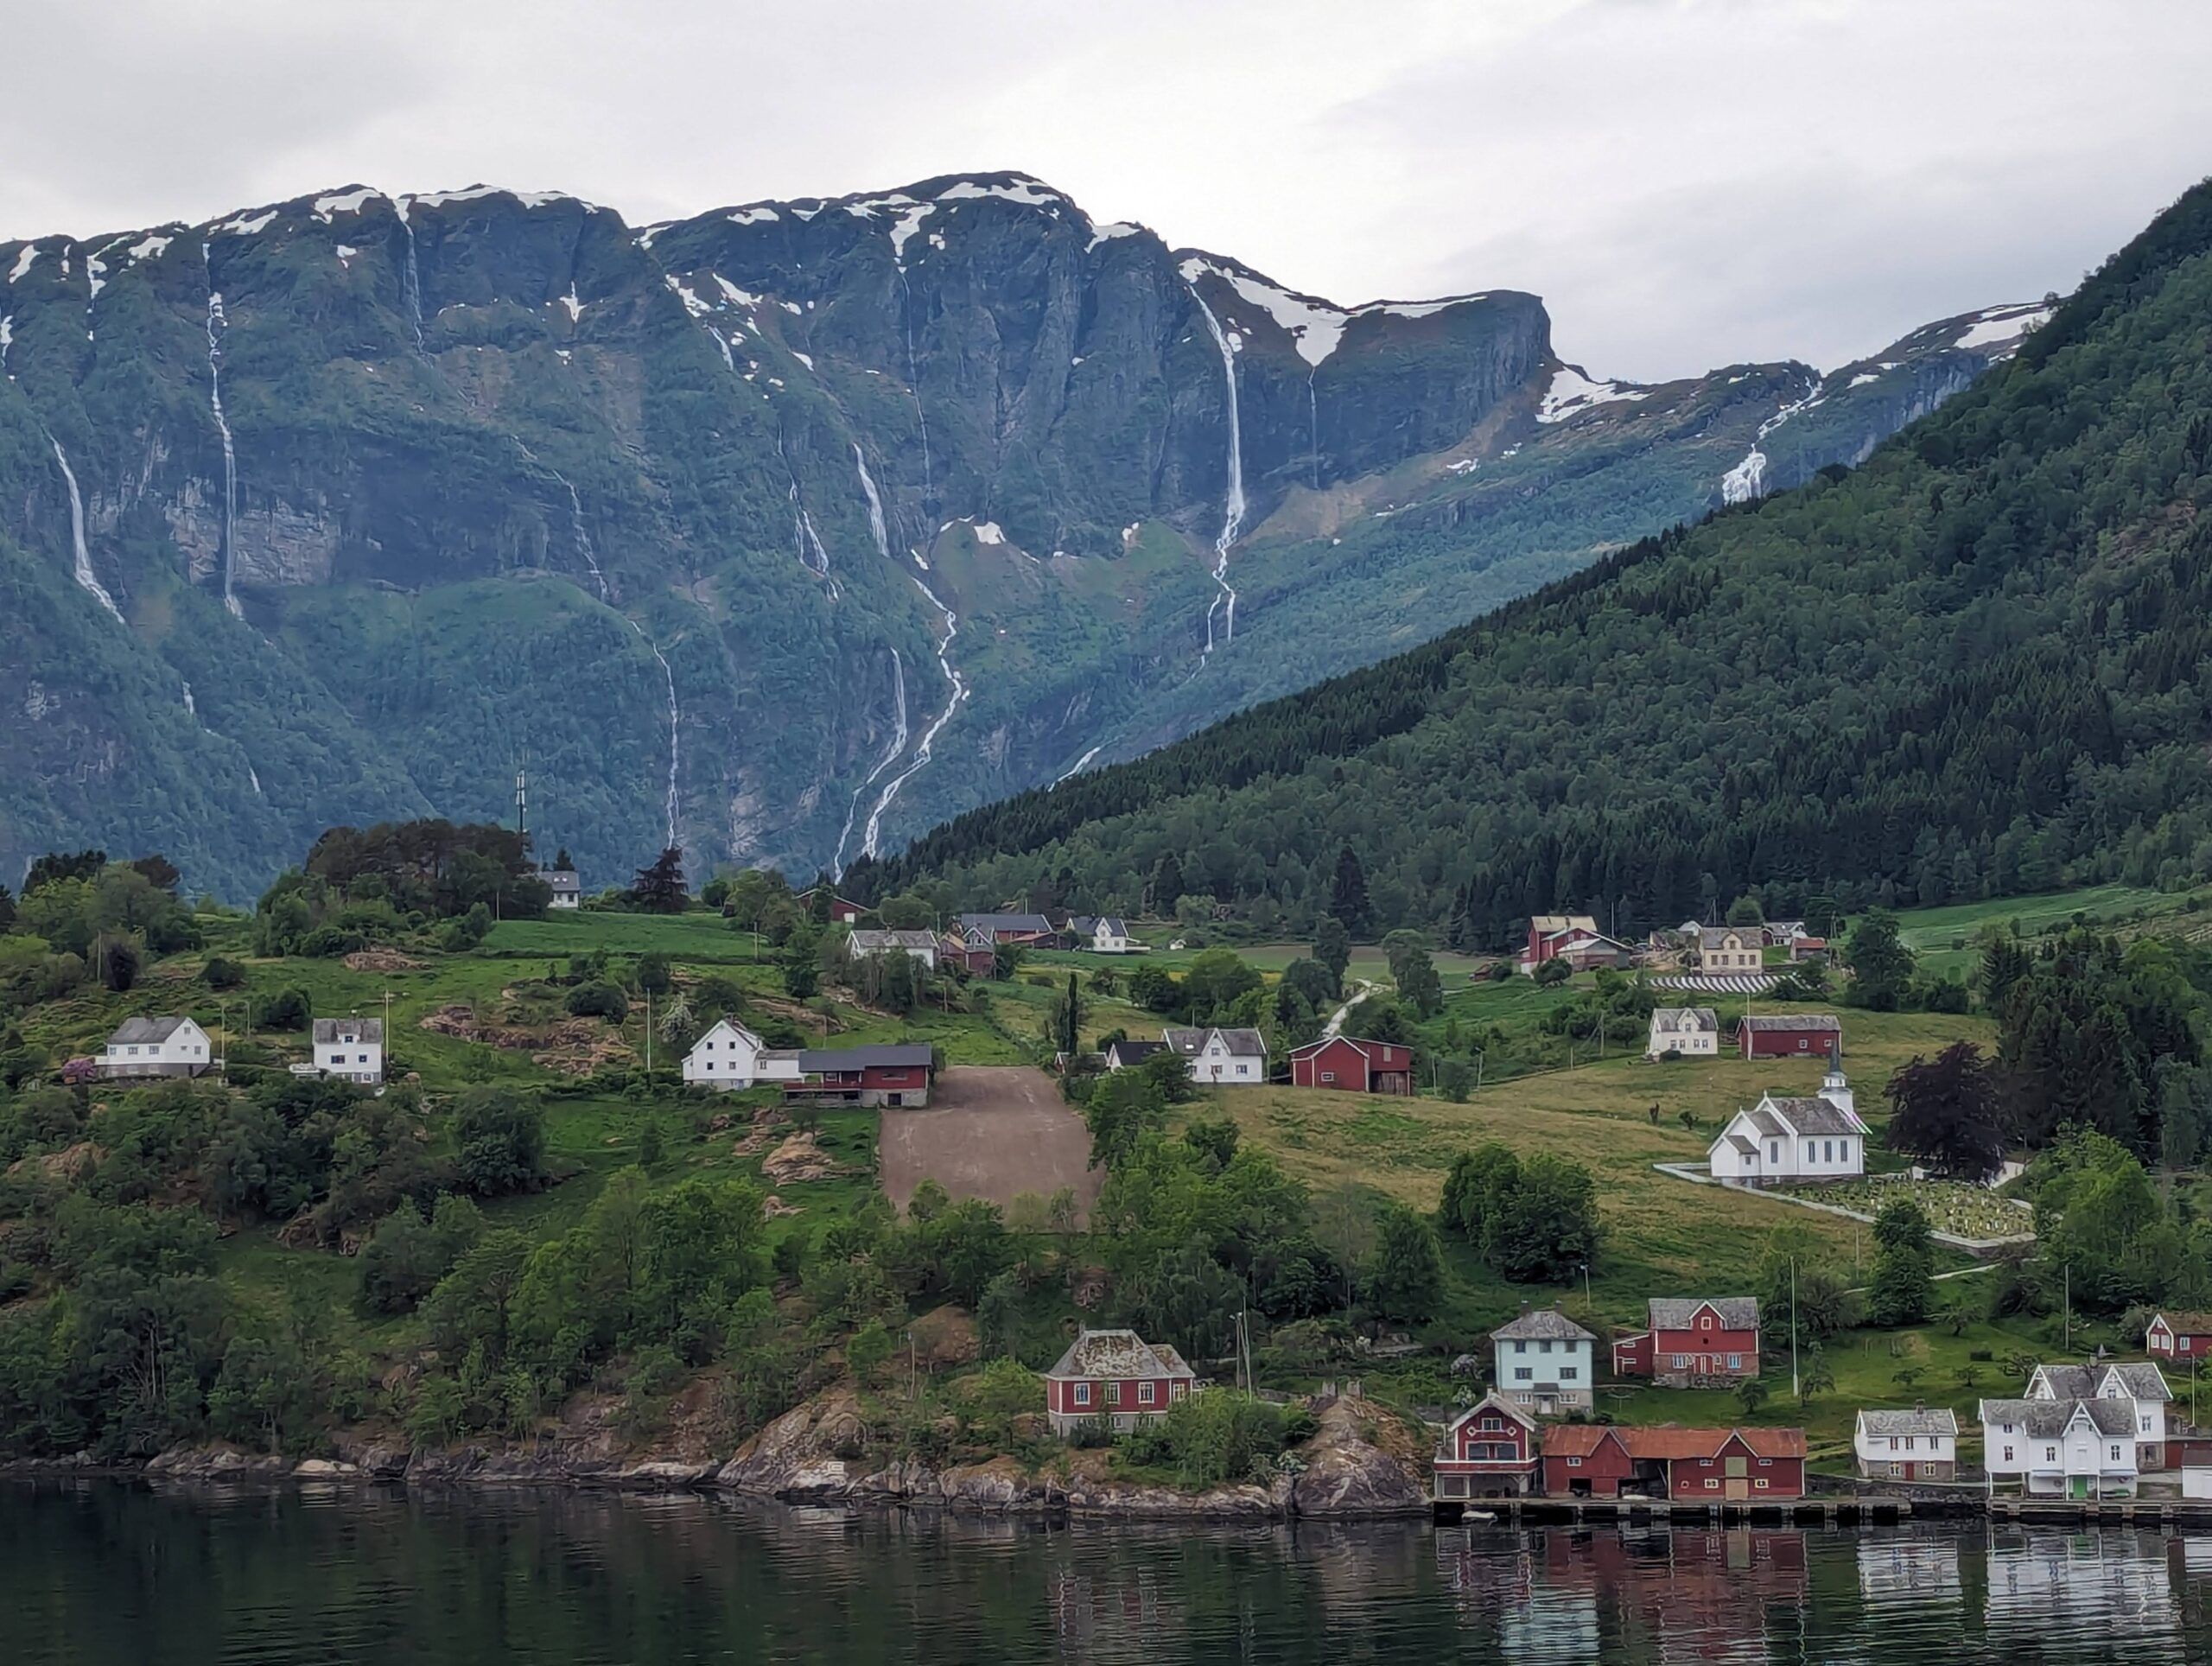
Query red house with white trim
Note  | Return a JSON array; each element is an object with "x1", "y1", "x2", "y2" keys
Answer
[
  {"x1": 1540, "y1": 1425, "x2": 1806, "y2": 1500},
  {"x1": 2147, "y1": 1311, "x2": 2212, "y2": 1361},
  {"x1": 1044, "y1": 1328, "x2": 1196, "y2": 1434},
  {"x1": 1737, "y1": 1014, "x2": 1842, "y2": 1059},
  {"x1": 1431, "y1": 1391, "x2": 1539, "y2": 1499},
  {"x1": 1611, "y1": 1297, "x2": 1761, "y2": 1387},
  {"x1": 1288, "y1": 1035, "x2": 1413, "y2": 1095},
  {"x1": 783, "y1": 1044, "x2": 935, "y2": 1108},
  {"x1": 794, "y1": 887, "x2": 866, "y2": 925}
]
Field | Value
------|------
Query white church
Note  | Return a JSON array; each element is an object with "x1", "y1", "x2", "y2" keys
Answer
[{"x1": 1707, "y1": 1060, "x2": 1868, "y2": 1185}]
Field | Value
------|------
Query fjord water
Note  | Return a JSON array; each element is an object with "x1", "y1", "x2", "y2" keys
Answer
[{"x1": 3, "y1": 1486, "x2": 2210, "y2": 1664}]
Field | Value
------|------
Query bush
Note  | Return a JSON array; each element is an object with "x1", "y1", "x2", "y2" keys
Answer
[
  {"x1": 260, "y1": 988, "x2": 312, "y2": 1030},
  {"x1": 298, "y1": 926, "x2": 367, "y2": 958},
  {"x1": 454, "y1": 1090, "x2": 547, "y2": 1195},
  {"x1": 565, "y1": 982, "x2": 630, "y2": 1021},
  {"x1": 202, "y1": 957, "x2": 246, "y2": 990}
]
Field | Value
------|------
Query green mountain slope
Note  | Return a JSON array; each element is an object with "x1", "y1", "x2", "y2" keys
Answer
[{"x1": 880, "y1": 181, "x2": 2212, "y2": 942}]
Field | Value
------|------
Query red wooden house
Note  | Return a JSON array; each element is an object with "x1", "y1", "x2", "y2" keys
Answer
[
  {"x1": 794, "y1": 887, "x2": 866, "y2": 925},
  {"x1": 1736, "y1": 1014, "x2": 1841, "y2": 1059},
  {"x1": 1540, "y1": 1425, "x2": 1805, "y2": 1500},
  {"x1": 1044, "y1": 1329, "x2": 1196, "y2": 1434},
  {"x1": 1611, "y1": 1297, "x2": 1760, "y2": 1387},
  {"x1": 1432, "y1": 1391, "x2": 1539, "y2": 1499},
  {"x1": 784, "y1": 1044, "x2": 934, "y2": 1109},
  {"x1": 941, "y1": 932, "x2": 997, "y2": 976},
  {"x1": 1288, "y1": 1035, "x2": 1413, "y2": 1095},
  {"x1": 2146, "y1": 1311, "x2": 2212, "y2": 1361}
]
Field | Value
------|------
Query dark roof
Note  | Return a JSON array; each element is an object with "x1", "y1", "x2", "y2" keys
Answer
[
  {"x1": 108, "y1": 1015, "x2": 194, "y2": 1045},
  {"x1": 1980, "y1": 1396, "x2": 2138, "y2": 1439},
  {"x1": 797, "y1": 1045, "x2": 934, "y2": 1072},
  {"x1": 1492, "y1": 1308, "x2": 1596, "y2": 1343},
  {"x1": 1738, "y1": 1014, "x2": 1842, "y2": 1032},
  {"x1": 312, "y1": 1018, "x2": 385, "y2": 1045},
  {"x1": 1699, "y1": 927, "x2": 1763, "y2": 949},
  {"x1": 1046, "y1": 1328, "x2": 1194, "y2": 1381},
  {"x1": 2155, "y1": 1311, "x2": 2212, "y2": 1335},
  {"x1": 1648, "y1": 1296, "x2": 1760, "y2": 1331},
  {"x1": 1761, "y1": 1095, "x2": 1862, "y2": 1135},
  {"x1": 1166, "y1": 1026, "x2": 1267, "y2": 1057},
  {"x1": 1104, "y1": 1039, "x2": 1166, "y2": 1065},
  {"x1": 957, "y1": 912, "x2": 1053, "y2": 932},
  {"x1": 1651, "y1": 1007, "x2": 1719, "y2": 1030},
  {"x1": 2030, "y1": 1362, "x2": 2171, "y2": 1402},
  {"x1": 541, "y1": 868, "x2": 582, "y2": 892}
]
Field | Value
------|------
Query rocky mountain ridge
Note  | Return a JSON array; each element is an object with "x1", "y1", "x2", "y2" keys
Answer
[{"x1": 0, "y1": 171, "x2": 2044, "y2": 894}]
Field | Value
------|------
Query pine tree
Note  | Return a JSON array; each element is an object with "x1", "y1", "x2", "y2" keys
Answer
[
  {"x1": 629, "y1": 848, "x2": 689, "y2": 913},
  {"x1": 1330, "y1": 846, "x2": 1371, "y2": 937}
]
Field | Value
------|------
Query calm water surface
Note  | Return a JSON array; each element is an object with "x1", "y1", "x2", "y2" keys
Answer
[{"x1": 3, "y1": 1484, "x2": 2209, "y2": 1663}]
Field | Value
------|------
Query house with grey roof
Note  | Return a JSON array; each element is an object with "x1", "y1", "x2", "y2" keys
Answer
[
  {"x1": 846, "y1": 928, "x2": 940, "y2": 972},
  {"x1": 1043, "y1": 1327, "x2": 1196, "y2": 1434},
  {"x1": 308, "y1": 1016, "x2": 384, "y2": 1084},
  {"x1": 1707, "y1": 1065, "x2": 1866, "y2": 1185},
  {"x1": 2027, "y1": 1360, "x2": 2172, "y2": 1470},
  {"x1": 1491, "y1": 1307, "x2": 1598, "y2": 1415},
  {"x1": 100, "y1": 1015, "x2": 214, "y2": 1080},
  {"x1": 1161, "y1": 1026, "x2": 1268, "y2": 1085},
  {"x1": 1068, "y1": 915, "x2": 1142, "y2": 954},
  {"x1": 1854, "y1": 1407, "x2": 1959, "y2": 1481},
  {"x1": 1980, "y1": 1395, "x2": 2142, "y2": 1497},
  {"x1": 1647, "y1": 1006, "x2": 1719, "y2": 1058}
]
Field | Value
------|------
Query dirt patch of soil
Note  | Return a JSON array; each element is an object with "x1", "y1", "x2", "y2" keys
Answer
[
  {"x1": 761, "y1": 1130, "x2": 848, "y2": 1185},
  {"x1": 344, "y1": 949, "x2": 427, "y2": 973},
  {"x1": 878, "y1": 1066, "x2": 1101, "y2": 1224}
]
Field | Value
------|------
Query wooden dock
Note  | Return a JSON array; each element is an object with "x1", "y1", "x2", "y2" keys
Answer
[{"x1": 1436, "y1": 1496, "x2": 1916, "y2": 1528}]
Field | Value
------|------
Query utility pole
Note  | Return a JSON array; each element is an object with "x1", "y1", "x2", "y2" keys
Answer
[
  {"x1": 645, "y1": 988, "x2": 653, "y2": 1075},
  {"x1": 1790, "y1": 1258, "x2": 1801, "y2": 1403},
  {"x1": 2063, "y1": 1263, "x2": 2072, "y2": 1354}
]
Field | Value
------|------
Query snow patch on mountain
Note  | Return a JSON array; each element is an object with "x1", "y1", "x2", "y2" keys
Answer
[
  {"x1": 937, "y1": 175, "x2": 1062, "y2": 208},
  {"x1": 126, "y1": 232, "x2": 173, "y2": 264},
  {"x1": 215, "y1": 208, "x2": 279, "y2": 238},
  {"x1": 1954, "y1": 302, "x2": 2052, "y2": 353},
  {"x1": 1087, "y1": 221, "x2": 1141, "y2": 251},
  {"x1": 973, "y1": 521, "x2": 1006, "y2": 545},
  {"x1": 1179, "y1": 254, "x2": 1493, "y2": 369},
  {"x1": 727, "y1": 206, "x2": 779, "y2": 226},
  {"x1": 313, "y1": 188, "x2": 381, "y2": 222},
  {"x1": 1537, "y1": 365, "x2": 1651, "y2": 423},
  {"x1": 9, "y1": 245, "x2": 39, "y2": 283}
]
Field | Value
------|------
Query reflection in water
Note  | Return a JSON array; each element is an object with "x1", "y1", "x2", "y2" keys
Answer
[{"x1": 3, "y1": 1485, "x2": 2212, "y2": 1664}]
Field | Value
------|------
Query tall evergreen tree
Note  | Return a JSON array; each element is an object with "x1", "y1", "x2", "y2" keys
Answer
[
  {"x1": 1330, "y1": 847, "x2": 1371, "y2": 937},
  {"x1": 629, "y1": 848, "x2": 690, "y2": 914}
]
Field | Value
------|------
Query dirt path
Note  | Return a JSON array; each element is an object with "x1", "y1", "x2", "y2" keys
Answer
[{"x1": 879, "y1": 1065, "x2": 1101, "y2": 1223}]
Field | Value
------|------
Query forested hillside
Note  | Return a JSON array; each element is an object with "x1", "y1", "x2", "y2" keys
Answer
[{"x1": 878, "y1": 180, "x2": 2212, "y2": 944}]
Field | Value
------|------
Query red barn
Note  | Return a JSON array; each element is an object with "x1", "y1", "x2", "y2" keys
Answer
[
  {"x1": 1521, "y1": 913, "x2": 1599, "y2": 972},
  {"x1": 1540, "y1": 1425, "x2": 1643, "y2": 1497},
  {"x1": 784, "y1": 1044, "x2": 934, "y2": 1109},
  {"x1": 2147, "y1": 1311, "x2": 2212, "y2": 1360},
  {"x1": 795, "y1": 887, "x2": 866, "y2": 925},
  {"x1": 1288, "y1": 1035, "x2": 1413, "y2": 1095},
  {"x1": 1044, "y1": 1329, "x2": 1195, "y2": 1434},
  {"x1": 1736, "y1": 1014, "x2": 1841, "y2": 1059},
  {"x1": 1539, "y1": 1425, "x2": 1805, "y2": 1500},
  {"x1": 1612, "y1": 1297, "x2": 1761, "y2": 1387},
  {"x1": 1432, "y1": 1391, "x2": 1539, "y2": 1499}
]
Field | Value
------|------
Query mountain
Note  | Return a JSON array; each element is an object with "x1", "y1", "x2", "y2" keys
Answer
[
  {"x1": 0, "y1": 172, "x2": 2038, "y2": 896},
  {"x1": 880, "y1": 180, "x2": 2212, "y2": 942}
]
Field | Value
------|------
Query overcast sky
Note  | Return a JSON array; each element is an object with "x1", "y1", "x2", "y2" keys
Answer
[{"x1": 6, "y1": 0, "x2": 2208, "y2": 379}]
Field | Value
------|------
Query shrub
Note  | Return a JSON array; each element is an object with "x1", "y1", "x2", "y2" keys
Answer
[
  {"x1": 565, "y1": 982, "x2": 630, "y2": 1021},
  {"x1": 202, "y1": 957, "x2": 246, "y2": 990},
  {"x1": 453, "y1": 1090, "x2": 547, "y2": 1195},
  {"x1": 260, "y1": 988, "x2": 312, "y2": 1030}
]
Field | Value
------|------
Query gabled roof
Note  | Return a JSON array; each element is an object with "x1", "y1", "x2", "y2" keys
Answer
[
  {"x1": 957, "y1": 911, "x2": 1053, "y2": 933},
  {"x1": 848, "y1": 928, "x2": 939, "y2": 952},
  {"x1": 1491, "y1": 1308, "x2": 1596, "y2": 1343},
  {"x1": 2027, "y1": 1361, "x2": 2171, "y2": 1403},
  {"x1": 311, "y1": 1017, "x2": 385, "y2": 1044},
  {"x1": 2103, "y1": 1362, "x2": 2172, "y2": 1402},
  {"x1": 1738, "y1": 1014, "x2": 1842, "y2": 1033},
  {"x1": 1071, "y1": 915, "x2": 1129, "y2": 938},
  {"x1": 1531, "y1": 914, "x2": 1597, "y2": 934},
  {"x1": 798, "y1": 1044, "x2": 934, "y2": 1071},
  {"x1": 1538, "y1": 1424, "x2": 1631, "y2": 1460},
  {"x1": 1046, "y1": 1327, "x2": 1194, "y2": 1381},
  {"x1": 108, "y1": 1015, "x2": 195, "y2": 1045},
  {"x1": 1544, "y1": 1424, "x2": 1802, "y2": 1461},
  {"x1": 1699, "y1": 926, "x2": 1761, "y2": 949},
  {"x1": 1745, "y1": 1108, "x2": 1786, "y2": 1140},
  {"x1": 1758, "y1": 1094, "x2": 1864, "y2": 1136},
  {"x1": 1651, "y1": 1007, "x2": 1719, "y2": 1030},
  {"x1": 541, "y1": 868, "x2": 582, "y2": 893},
  {"x1": 1858, "y1": 1407, "x2": 1959, "y2": 1438},
  {"x1": 2153, "y1": 1311, "x2": 2212, "y2": 1335},
  {"x1": 1446, "y1": 1391, "x2": 1537, "y2": 1434},
  {"x1": 1648, "y1": 1296, "x2": 1759, "y2": 1331},
  {"x1": 688, "y1": 1019, "x2": 765, "y2": 1055},
  {"x1": 1288, "y1": 1034, "x2": 1402, "y2": 1060},
  {"x1": 1163, "y1": 1027, "x2": 1267, "y2": 1057},
  {"x1": 1980, "y1": 1396, "x2": 2139, "y2": 1440},
  {"x1": 1210, "y1": 1027, "x2": 1268, "y2": 1057},
  {"x1": 1103, "y1": 1039, "x2": 1166, "y2": 1065}
]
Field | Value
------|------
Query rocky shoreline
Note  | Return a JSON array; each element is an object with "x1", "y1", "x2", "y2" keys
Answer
[{"x1": 3, "y1": 1388, "x2": 1433, "y2": 1522}]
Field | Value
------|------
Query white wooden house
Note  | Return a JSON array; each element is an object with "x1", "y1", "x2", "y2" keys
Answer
[
  {"x1": 2026, "y1": 1362, "x2": 2171, "y2": 1470},
  {"x1": 100, "y1": 1016, "x2": 214, "y2": 1079},
  {"x1": 846, "y1": 929, "x2": 939, "y2": 972},
  {"x1": 1162, "y1": 1026, "x2": 1268, "y2": 1085},
  {"x1": 1695, "y1": 927, "x2": 1765, "y2": 976},
  {"x1": 1707, "y1": 1065, "x2": 1866, "y2": 1184},
  {"x1": 682, "y1": 1020, "x2": 803, "y2": 1091},
  {"x1": 308, "y1": 1017, "x2": 384, "y2": 1084},
  {"x1": 1069, "y1": 915, "x2": 1141, "y2": 954},
  {"x1": 1853, "y1": 1408, "x2": 1959, "y2": 1481},
  {"x1": 1491, "y1": 1307, "x2": 1597, "y2": 1415},
  {"x1": 1646, "y1": 1007, "x2": 1719, "y2": 1059},
  {"x1": 1980, "y1": 1396, "x2": 2140, "y2": 1498}
]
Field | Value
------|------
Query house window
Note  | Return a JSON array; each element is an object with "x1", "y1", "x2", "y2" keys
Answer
[
  {"x1": 1139, "y1": 1383, "x2": 1155, "y2": 1405},
  {"x1": 1073, "y1": 1383, "x2": 1090, "y2": 1407},
  {"x1": 1514, "y1": 1368, "x2": 1531, "y2": 1382},
  {"x1": 1726, "y1": 1354, "x2": 1742, "y2": 1370},
  {"x1": 1798, "y1": 1039, "x2": 1809, "y2": 1050},
  {"x1": 1770, "y1": 1141, "x2": 1780, "y2": 1162},
  {"x1": 1888, "y1": 1438, "x2": 1898, "y2": 1452},
  {"x1": 1757, "y1": 1479, "x2": 1770, "y2": 1490},
  {"x1": 1707, "y1": 1479, "x2": 1719, "y2": 1490},
  {"x1": 2044, "y1": 1447, "x2": 2056, "y2": 1463},
  {"x1": 1804, "y1": 1141, "x2": 1815, "y2": 1162},
  {"x1": 1672, "y1": 1355, "x2": 1688, "y2": 1370},
  {"x1": 1171, "y1": 1382, "x2": 1187, "y2": 1401},
  {"x1": 2004, "y1": 1446, "x2": 2014, "y2": 1462},
  {"x1": 1822, "y1": 1141, "x2": 1833, "y2": 1162},
  {"x1": 1106, "y1": 1382, "x2": 1124, "y2": 1406},
  {"x1": 2111, "y1": 1446, "x2": 2123, "y2": 1462},
  {"x1": 1539, "y1": 1340, "x2": 1554, "y2": 1355},
  {"x1": 1319, "y1": 1071, "x2": 1335, "y2": 1083},
  {"x1": 1513, "y1": 1341, "x2": 1527, "y2": 1354},
  {"x1": 1480, "y1": 1416, "x2": 1502, "y2": 1431},
  {"x1": 1560, "y1": 1368, "x2": 1579, "y2": 1382},
  {"x1": 1567, "y1": 1457, "x2": 1582, "y2": 1467}
]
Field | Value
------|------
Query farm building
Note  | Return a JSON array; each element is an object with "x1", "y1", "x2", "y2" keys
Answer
[
  {"x1": 784, "y1": 1044, "x2": 935, "y2": 1108},
  {"x1": 1287, "y1": 1035, "x2": 1412, "y2": 1094},
  {"x1": 1736, "y1": 1014, "x2": 1842, "y2": 1059},
  {"x1": 1163, "y1": 1027, "x2": 1268, "y2": 1085}
]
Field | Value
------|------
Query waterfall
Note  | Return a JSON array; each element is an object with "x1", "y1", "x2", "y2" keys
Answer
[
  {"x1": 1052, "y1": 745, "x2": 1103, "y2": 787},
  {"x1": 831, "y1": 646, "x2": 910, "y2": 877},
  {"x1": 855, "y1": 443, "x2": 890, "y2": 558},
  {"x1": 897, "y1": 269, "x2": 934, "y2": 508},
  {"x1": 860, "y1": 576, "x2": 969, "y2": 859},
  {"x1": 1307, "y1": 369, "x2": 1321, "y2": 491},
  {"x1": 1186, "y1": 285, "x2": 1246, "y2": 660},
  {"x1": 559, "y1": 474, "x2": 610, "y2": 602},
  {"x1": 1721, "y1": 372, "x2": 1826, "y2": 506},
  {"x1": 49, "y1": 439, "x2": 124, "y2": 624},
  {"x1": 202, "y1": 269, "x2": 242, "y2": 618},
  {"x1": 395, "y1": 199, "x2": 424, "y2": 347},
  {"x1": 639, "y1": 628, "x2": 681, "y2": 849},
  {"x1": 775, "y1": 429, "x2": 832, "y2": 581}
]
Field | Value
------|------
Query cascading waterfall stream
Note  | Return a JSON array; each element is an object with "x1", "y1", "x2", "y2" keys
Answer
[
  {"x1": 48, "y1": 439, "x2": 124, "y2": 624},
  {"x1": 831, "y1": 647, "x2": 910, "y2": 876},
  {"x1": 1186, "y1": 286, "x2": 1247, "y2": 664},
  {"x1": 1052, "y1": 746, "x2": 1103, "y2": 787},
  {"x1": 855, "y1": 443, "x2": 891, "y2": 560},
  {"x1": 1307, "y1": 369, "x2": 1322, "y2": 491},
  {"x1": 395, "y1": 199, "x2": 425, "y2": 348},
  {"x1": 202, "y1": 257, "x2": 243, "y2": 619},
  {"x1": 1721, "y1": 372, "x2": 1826, "y2": 505},
  {"x1": 558, "y1": 474, "x2": 677, "y2": 845},
  {"x1": 897, "y1": 270, "x2": 934, "y2": 508},
  {"x1": 860, "y1": 576, "x2": 969, "y2": 859}
]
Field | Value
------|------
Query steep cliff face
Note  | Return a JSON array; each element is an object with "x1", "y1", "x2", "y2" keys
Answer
[{"x1": 0, "y1": 173, "x2": 2038, "y2": 896}]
